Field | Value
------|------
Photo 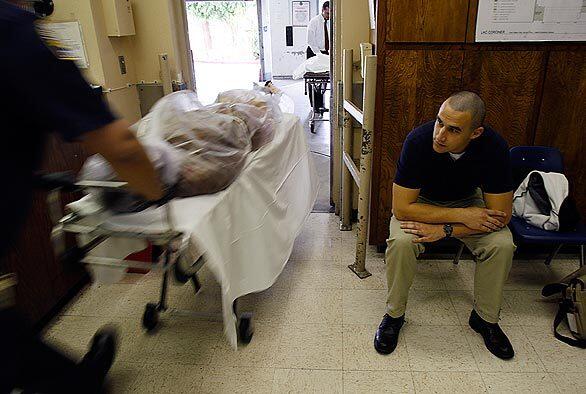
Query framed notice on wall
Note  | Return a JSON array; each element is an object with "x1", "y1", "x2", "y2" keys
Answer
[
  {"x1": 37, "y1": 21, "x2": 89, "y2": 68},
  {"x1": 476, "y1": 0, "x2": 586, "y2": 42},
  {"x1": 292, "y1": 1, "x2": 311, "y2": 27}
]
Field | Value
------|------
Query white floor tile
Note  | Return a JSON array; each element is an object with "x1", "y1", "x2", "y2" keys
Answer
[
  {"x1": 482, "y1": 372, "x2": 558, "y2": 394},
  {"x1": 523, "y1": 325, "x2": 586, "y2": 373},
  {"x1": 405, "y1": 290, "x2": 460, "y2": 326},
  {"x1": 343, "y1": 371, "x2": 415, "y2": 393},
  {"x1": 274, "y1": 324, "x2": 343, "y2": 370},
  {"x1": 273, "y1": 369, "x2": 343, "y2": 393},
  {"x1": 287, "y1": 288, "x2": 343, "y2": 324},
  {"x1": 342, "y1": 289, "x2": 387, "y2": 325},
  {"x1": 404, "y1": 325, "x2": 478, "y2": 372},
  {"x1": 412, "y1": 371, "x2": 487, "y2": 393},
  {"x1": 199, "y1": 366, "x2": 274, "y2": 394}
]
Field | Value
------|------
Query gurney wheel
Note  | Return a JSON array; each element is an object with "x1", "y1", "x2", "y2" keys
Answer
[
  {"x1": 142, "y1": 303, "x2": 159, "y2": 332},
  {"x1": 238, "y1": 312, "x2": 254, "y2": 345},
  {"x1": 174, "y1": 261, "x2": 190, "y2": 284},
  {"x1": 191, "y1": 274, "x2": 201, "y2": 294}
]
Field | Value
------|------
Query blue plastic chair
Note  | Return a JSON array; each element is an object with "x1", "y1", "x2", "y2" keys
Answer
[{"x1": 509, "y1": 146, "x2": 586, "y2": 266}]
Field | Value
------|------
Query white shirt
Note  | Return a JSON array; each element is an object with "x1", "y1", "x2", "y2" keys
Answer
[
  {"x1": 307, "y1": 14, "x2": 330, "y2": 56},
  {"x1": 449, "y1": 152, "x2": 466, "y2": 161}
]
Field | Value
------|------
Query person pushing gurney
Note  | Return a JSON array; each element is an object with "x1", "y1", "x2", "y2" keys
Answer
[
  {"x1": 0, "y1": 1, "x2": 162, "y2": 392},
  {"x1": 305, "y1": 1, "x2": 330, "y2": 114}
]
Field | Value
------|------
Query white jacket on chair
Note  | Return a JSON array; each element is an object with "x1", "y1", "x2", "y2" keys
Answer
[{"x1": 513, "y1": 171, "x2": 569, "y2": 231}]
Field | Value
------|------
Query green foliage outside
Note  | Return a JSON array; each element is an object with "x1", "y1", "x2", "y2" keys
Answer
[
  {"x1": 187, "y1": 1, "x2": 259, "y2": 61},
  {"x1": 187, "y1": 1, "x2": 248, "y2": 21}
]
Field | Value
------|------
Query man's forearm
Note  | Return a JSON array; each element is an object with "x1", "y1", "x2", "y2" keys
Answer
[
  {"x1": 83, "y1": 120, "x2": 163, "y2": 201},
  {"x1": 395, "y1": 203, "x2": 465, "y2": 224},
  {"x1": 451, "y1": 224, "x2": 485, "y2": 237},
  {"x1": 107, "y1": 152, "x2": 163, "y2": 201}
]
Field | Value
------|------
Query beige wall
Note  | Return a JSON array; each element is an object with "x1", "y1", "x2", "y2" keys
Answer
[
  {"x1": 338, "y1": 0, "x2": 371, "y2": 83},
  {"x1": 46, "y1": 0, "x2": 188, "y2": 123},
  {"x1": 48, "y1": 0, "x2": 105, "y2": 85},
  {"x1": 331, "y1": 0, "x2": 371, "y2": 211},
  {"x1": 130, "y1": 0, "x2": 178, "y2": 83},
  {"x1": 89, "y1": 0, "x2": 141, "y2": 122}
]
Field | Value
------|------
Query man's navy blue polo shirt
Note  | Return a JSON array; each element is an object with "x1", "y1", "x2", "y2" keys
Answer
[
  {"x1": 394, "y1": 120, "x2": 513, "y2": 202},
  {"x1": 0, "y1": 1, "x2": 116, "y2": 255}
]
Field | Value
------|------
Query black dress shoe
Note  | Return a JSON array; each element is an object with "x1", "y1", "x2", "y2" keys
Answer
[
  {"x1": 374, "y1": 314, "x2": 404, "y2": 355},
  {"x1": 78, "y1": 326, "x2": 118, "y2": 390},
  {"x1": 469, "y1": 310, "x2": 514, "y2": 360}
]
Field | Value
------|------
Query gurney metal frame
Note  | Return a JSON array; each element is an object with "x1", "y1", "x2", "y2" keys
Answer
[
  {"x1": 44, "y1": 176, "x2": 254, "y2": 344},
  {"x1": 304, "y1": 71, "x2": 330, "y2": 134}
]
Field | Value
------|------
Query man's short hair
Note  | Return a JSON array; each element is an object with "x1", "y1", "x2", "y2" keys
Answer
[
  {"x1": 446, "y1": 91, "x2": 486, "y2": 130},
  {"x1": 323, "y1": 1, "x2": 330, "y2": 10}
]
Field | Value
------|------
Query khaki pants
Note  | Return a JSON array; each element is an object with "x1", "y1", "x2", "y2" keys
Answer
[{"x1": 385, "y1": 191, "x2": 515, "y2": 323}]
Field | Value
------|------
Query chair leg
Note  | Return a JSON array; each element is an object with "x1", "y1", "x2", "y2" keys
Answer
[
  {"x1": 453, "y1": 243, "x2": 465, "y2": 265},
  {"x1": 544, "y1": 244, "x2": 563, "y2": 266},
  {"x1": 580, "y1": 245, "x2": 585, "y2": 267}
]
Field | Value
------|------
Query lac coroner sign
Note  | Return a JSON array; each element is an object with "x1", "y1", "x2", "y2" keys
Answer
[{"x1": 476, "y1": 0, "x2": 586, "y2": 42}]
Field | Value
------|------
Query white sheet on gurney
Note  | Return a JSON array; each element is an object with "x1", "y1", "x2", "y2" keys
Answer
[
  {"x1": 292, "y1": 53, "x2": 330, "y2": 80},
  {"x1": 81, "y1": 113, "x2": 319, "y2": 348}
]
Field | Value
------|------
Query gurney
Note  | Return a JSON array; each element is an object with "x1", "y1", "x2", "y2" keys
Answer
[
  {"x1": 292, "y1": 53, "x2": 331, "y2": 133},
  {"x1": 304, "y1": 71, "x2": 330, "y2": 134},
  {"x1": 45, "y1": 113, "x2": 319, "y2": 348}
]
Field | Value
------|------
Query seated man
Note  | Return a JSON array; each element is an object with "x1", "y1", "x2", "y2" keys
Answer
[{"x1": 374, "y1": 91, "x2": 516, "y2": 360}]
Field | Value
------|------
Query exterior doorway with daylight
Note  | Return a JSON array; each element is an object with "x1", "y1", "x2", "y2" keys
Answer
[{"x1": 185, "y1": 0, "x2": 262, "y2": 104}]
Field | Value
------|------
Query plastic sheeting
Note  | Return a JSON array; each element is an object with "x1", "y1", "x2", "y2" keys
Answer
[
  {"x1": 83, "y1": 89, "x2": 287, "y2": 207},
  {"x1": 74, "y1": 114, "x2": 319, "y2": 348},
  {"x1": 216, "y1": 89, "x2": 283, "y2": 151},
  {"x1": 148, "y1": 91, "x2": 253, "y2": 197},
  {"x1": 79, "y1": 140, "x2": 182, "y2": 213},
  {"x1": 292, "y1": 53, "x2": 330, "y2": 79}
]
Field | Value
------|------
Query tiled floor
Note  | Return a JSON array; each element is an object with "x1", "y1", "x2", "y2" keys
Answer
[{"x1": 44, "y1": 213, "x2": 586, "y2": 393}]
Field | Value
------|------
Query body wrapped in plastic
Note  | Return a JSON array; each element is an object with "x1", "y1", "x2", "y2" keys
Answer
[
  {"x1": 80, "y1": 90, "x2": 283, "y2": 211},
  {"x1": 150, "y1": 101, "x2": 251, "y2": 197},
  {"x1": 216, "y1": 89, "x2": 283, "y2": 150}
]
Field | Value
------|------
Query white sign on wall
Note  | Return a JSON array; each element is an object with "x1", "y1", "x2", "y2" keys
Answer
[
  {"x1": 476, "y1": 0, "x2": 586, "y2": 42},
  {"x1": 292, "y1": 1, "x2": 311, "y2": 26},
  {"x1": 37, "y1": 21, "x2": 89, "y2": 68}
]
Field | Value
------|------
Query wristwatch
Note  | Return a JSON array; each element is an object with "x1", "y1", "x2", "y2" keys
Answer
[{"x1": 443, "y1": 224, "x2": 453, "y2": 239}]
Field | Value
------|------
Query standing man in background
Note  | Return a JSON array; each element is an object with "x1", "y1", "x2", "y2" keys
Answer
[
  {"x1": 306, "y1": 1, "x2": 330, "y2": 113},
  {"x1": 0, "y1": 1, "x2": 163, "y2": 392}
]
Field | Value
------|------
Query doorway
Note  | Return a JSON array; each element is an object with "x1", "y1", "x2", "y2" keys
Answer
[{"x1": 185, "y1": 0, "x2": 262, "y2": 104}]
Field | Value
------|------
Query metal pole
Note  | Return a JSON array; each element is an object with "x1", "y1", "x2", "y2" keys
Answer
[
  {"x1": 340, "y1": 49, "x2": 353, "y2": 231},
  {"x1": 159, "y1": 53, "x2": 173, "y2": 96},
  {"x1": 349, "y1": 54, "x2": 376, "y2": 279}
]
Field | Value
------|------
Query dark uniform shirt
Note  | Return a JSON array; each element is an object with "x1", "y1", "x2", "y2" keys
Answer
[
  {"x1": 0, "y1": 1, "x2": 116, "y2": 256},
  {"x1": 394, "y1": 120, "x2": 513, "y2": 202}
]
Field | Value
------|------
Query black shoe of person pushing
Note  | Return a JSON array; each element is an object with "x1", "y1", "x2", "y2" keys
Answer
[
  {"x1": 469, "y1": 310, "x2": 514, "y2": 360},
  {"x1": 77, "y1": 326, "x2": 118, "y2": 392},
  {"x1": 374, "y1": 314, "x2": 404, "y2": 355}
]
